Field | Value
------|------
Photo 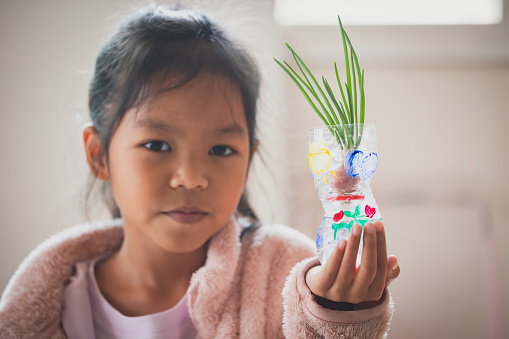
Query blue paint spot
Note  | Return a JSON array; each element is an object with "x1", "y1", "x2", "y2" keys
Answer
[
  {"x1": 345, "y1": 150, "x2": 378, "y2": 181},
  {"x1": 360, "y1": 152, "x2": 378, "y2": 181},
  {"x1": 316, "y1": 232, "x2": 323, "y2": 248},
  {"x1": 345, "y1": 150, "x2": 363, "y2": 177}
]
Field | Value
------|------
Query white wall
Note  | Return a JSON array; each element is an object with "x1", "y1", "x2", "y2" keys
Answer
[
  {"x1": 1, "y1": 0, "x2": 508, "y2": 337},
  {"x1": 0, "y1": 0, "x2": 112, "y2": 287}
]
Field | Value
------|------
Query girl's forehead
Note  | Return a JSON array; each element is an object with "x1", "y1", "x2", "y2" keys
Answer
[
  {"x1": 128, "y1": 74, "x2": 247, "y2": 135},
  {"x1": 149, "y1": 73, "x2": 241, "y2": 110}
]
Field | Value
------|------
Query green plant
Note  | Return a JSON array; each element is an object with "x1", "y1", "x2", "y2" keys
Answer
[{"x1": 274, "y1": 15, "x2": 365, "y2": 149}]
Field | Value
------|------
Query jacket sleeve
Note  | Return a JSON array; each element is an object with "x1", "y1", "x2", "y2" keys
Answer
[{"x1": 282, "y1": 257, "x2": 394, "y2": 339}]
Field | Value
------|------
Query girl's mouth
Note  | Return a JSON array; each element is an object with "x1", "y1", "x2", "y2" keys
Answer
[{"x1": 163, "y1": 206, "x2": 208, "y2": 224}]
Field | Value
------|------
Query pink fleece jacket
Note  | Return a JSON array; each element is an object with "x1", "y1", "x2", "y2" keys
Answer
[{"x1": 0, "y1": 218, "x2": 393, "y2": 338}]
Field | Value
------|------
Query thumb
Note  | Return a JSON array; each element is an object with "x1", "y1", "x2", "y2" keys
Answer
[
  {"x1": 385, "y1": 255, "x2": 400, "y2": 288},
  {"x1": 305, "y1": 265, "x2": 322, "y2": 291}
]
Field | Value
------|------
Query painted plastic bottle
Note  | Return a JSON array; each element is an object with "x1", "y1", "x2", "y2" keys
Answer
[{"x1": 307, "y1": 124, "x2": 381, "y2": 266}]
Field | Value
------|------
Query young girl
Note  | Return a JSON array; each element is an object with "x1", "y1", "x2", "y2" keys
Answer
[{"x1": 0, "y1": 6, "x2": 399, "y2": 338}]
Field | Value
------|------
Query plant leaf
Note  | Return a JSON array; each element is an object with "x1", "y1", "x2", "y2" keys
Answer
[
  {"x1": 360, "y1": 69, "x2": 365, "y2": 124},
  {"x1": 286, "y1": 43, "x2": 338, "y2": 127},
  {"x1": 356, "y1": 69, "x2": 365, "y2": 146},
  {"x1": 273, "y1": 58, "x2": 330, "y2": 126},
  {"x1": 345, "y1": 83, "x2": 355, "y2": 148},
  {"x1": 283, "y1": 45, "x2": 335, "y2": 126},
  {"x1": 283, "y1": 61, "x2": 313, "y2": 93},
  {"x1": 323, "y1": 77, "x2": 348, "y2": 125},
  {"x1": 351, "y1": 48, "x2": 357, "y2": 127},
  {"x1": 323, "y1": 77, "x2": 350, "y2": 146},
  {"x1": 334, "y1": 62, "x2": 350, "y2": 122},
  {"x1": 274, "y1": 14, "x2": 368, "y2": 151},
  {"x1": 285, "y1": 43, "x2": 313, "y2": 90},
  {"x1": 338, "y1": 15, "x2": 352, "y2": 119}
]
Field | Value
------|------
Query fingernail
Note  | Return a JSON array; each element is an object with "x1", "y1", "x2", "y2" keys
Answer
[
  {"x1": 365, "y1": 223, "x2": 375, "y2": 234},
  {"x1": 376, "y1": 222, "x2": 383, "y2": 232},
  {"x1": 338, "y1": 239, "x2": 346, "y2": 251},
  {"x1": 352, "y1": 224, "x2": 361, "y2": 237},
  {"x1": 392, "y1": 261, "x2": 398, "y2": 271}
]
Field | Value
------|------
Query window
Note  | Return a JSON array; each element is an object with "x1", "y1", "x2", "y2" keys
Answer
[{"x1": 274, "y1": 0, "x2": 503, "y2": 26}]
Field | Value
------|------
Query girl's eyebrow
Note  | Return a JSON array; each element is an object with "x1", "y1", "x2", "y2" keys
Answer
[
  {"x1": 213, "y1": 124, "x2": 246, "y2": 136},
  {"x1": 136, "y1": 117, "x2": 173, "y2": 133}
]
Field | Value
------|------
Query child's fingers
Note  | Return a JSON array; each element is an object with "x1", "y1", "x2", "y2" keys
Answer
[
  {"x1": 319, "y1": 239, "x2": 347, "y2": 288},
  {"x1": 352, "y1": 223, "x2": 378, "y2": 296},
  {"x1": 367, "y1": 221, "x2": 388, "y2": 296},
  {"x1": 336, "y1": 224, "x2": 362, "y2": 285}
]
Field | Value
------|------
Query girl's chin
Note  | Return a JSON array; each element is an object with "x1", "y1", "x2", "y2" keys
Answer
[{"x1": 152, "y1": 232, "x2": 211, "y2": 255}]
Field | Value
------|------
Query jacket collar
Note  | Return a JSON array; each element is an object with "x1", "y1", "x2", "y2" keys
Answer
[
  {"x1": 187, "y1": 217, "x2": 242, "y2": 337},
  {"x1": 0, "y1": 218, "x2": 242, "y2": 337}
]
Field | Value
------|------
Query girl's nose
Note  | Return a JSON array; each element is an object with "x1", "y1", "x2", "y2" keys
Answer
[{"x1": 169, "y1": 157, "x2": 208, "y2": 190}]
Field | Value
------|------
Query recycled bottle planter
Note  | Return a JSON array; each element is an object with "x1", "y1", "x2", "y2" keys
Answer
[{"x1": 307, "y1": 124, "x2": 381, "y2": 266}]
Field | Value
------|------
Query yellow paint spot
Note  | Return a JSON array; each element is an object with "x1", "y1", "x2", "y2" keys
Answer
[
  {"x1": 331, "y1": 170, "x2": 337, "y2": 178},
  {"x1": 308, "y1": 141, "x2": 331, "y2": 174},
  {"x1": 323, "y1": 175, "x2": 327, "y2": 184}
]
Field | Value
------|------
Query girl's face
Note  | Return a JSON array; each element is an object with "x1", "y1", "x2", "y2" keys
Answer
[{"x1": 104, "y1": 74, "x2": 251, "y2": 254}]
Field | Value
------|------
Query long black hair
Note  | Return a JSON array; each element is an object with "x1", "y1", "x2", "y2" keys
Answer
[{"x1": 86, "y1": 6, "x2": 260, "y2": 224}]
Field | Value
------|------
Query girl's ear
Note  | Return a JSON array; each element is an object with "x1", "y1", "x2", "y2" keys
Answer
[{"x1": 83, "y1": 125, "x2": 109, "y2": 181}]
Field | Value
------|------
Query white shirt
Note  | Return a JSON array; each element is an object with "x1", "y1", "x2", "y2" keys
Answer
[{"x1": 62, "y1": 258, "x2": 198, "y2": 339}]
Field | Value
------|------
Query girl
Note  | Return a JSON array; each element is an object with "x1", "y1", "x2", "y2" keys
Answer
[{"x1": 0, "y1": 6, "x2": 399, "y2": 338}]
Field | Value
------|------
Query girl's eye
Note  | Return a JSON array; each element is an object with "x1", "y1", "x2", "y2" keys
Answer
[
  {"x1": 209, "y1": 145, "x2": 235, "y2": 156},
  {"x1": 143, "y1": 141, "x2": 171, "y2": 152}
]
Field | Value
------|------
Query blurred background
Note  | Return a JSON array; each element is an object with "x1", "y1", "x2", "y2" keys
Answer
[{"x1": 1, "y1": 0, "x2": 507, "y2": 338}]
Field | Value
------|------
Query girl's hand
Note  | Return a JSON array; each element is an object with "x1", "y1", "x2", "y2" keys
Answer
[{"x1": 306, "y1": 221, "x2": 400, "y2": 307}]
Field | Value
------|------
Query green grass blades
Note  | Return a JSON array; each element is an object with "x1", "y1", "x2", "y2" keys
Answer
[{"x1": 274, "y1": 14, "x2": 366, "y2": 149}]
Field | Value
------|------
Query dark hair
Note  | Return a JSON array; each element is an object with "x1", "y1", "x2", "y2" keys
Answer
[{"x1": 86, "y1": 6, "x2": 260, "y2": 223}]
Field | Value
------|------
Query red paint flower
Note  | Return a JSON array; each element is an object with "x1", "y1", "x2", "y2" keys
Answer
[
  {"x1": 365, "y1": 205, "x2": 376, "y2": 218},
  {"x1": 333, "y1": 211, "x2": 344, "y2": 222}
]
